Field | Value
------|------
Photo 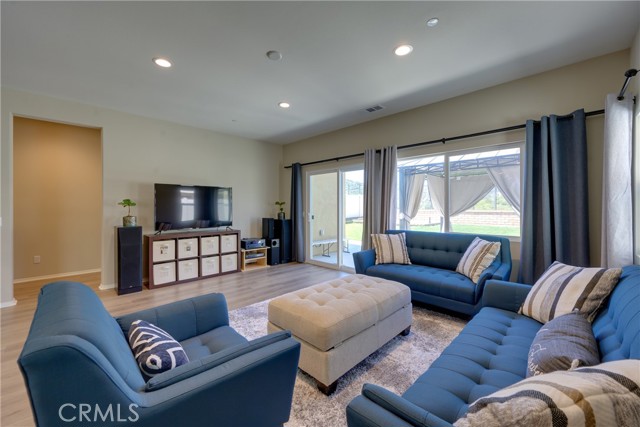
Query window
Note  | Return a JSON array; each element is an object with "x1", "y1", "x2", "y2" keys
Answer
[{"x1": 397, "y1": 144, "x2": 522, "y2": 238}]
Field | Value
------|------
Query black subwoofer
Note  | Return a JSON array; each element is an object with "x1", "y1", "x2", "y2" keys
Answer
[{"x1": 116, "y1": 226, "x2": 142, "y2": 295}]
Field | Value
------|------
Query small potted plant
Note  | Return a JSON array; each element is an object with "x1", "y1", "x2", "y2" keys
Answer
[
  {"x1": 275, "y1": 201, "x2": 286, "y2": 220},
  {"x1": 118, "y1": 198, "x2": 137, "y2": 227}
]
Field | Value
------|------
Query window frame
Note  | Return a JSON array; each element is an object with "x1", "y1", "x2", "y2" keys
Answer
[{"x1": 397, "y1": 141, "x2": 524, "y2": 241}]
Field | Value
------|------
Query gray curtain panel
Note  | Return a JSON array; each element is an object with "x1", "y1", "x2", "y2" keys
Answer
[
  {"x1": 362, "y1": 146, "x2": 397, "y2": 250},
  {"x1": 290, "y1": 162, "x2": 305, "y2": 262},
  {"x1": 601, "y1": 94, "x2": 633, "y2": 268},
  {"x1": 518, "y1": 109, "x2": 589, "y2": 285}
]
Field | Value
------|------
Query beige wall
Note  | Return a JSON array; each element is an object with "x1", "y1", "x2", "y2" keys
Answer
[
  {"x1": 1, "y1": 88, "x2": 283, "y2": 305},
  {"x1": 281, "y1": 49, "x2": 632, "y2": 278},
  {"x1": 13, "y1": 117, "x2": 102, "y2": 280}
]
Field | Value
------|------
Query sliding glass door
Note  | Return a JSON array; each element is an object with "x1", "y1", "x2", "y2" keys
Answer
[{"x1": 307, "y1": 167, "x2": 363, "y2": 271}]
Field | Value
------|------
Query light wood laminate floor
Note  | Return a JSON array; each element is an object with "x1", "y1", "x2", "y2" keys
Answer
[{"x1": 1, "y1": 263, "x2": 348, "y2": 427}]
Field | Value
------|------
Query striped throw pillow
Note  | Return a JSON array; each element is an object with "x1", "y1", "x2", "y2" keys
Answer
[
  {"x1": 454, "y1": 360, "x2": 640, "y2": 427},
  {"x1": 519, "y1": 261, "x2": 622, "y2": 323},
  {"x1": 129, "y1": 320, "x2": 190, "y2": 381},
  {"x1": 371, "y1": 233, "x2": 411, "y2": 265},
  {"x1": 456, "y1": 237, "x2": 501, "y2": 284}
]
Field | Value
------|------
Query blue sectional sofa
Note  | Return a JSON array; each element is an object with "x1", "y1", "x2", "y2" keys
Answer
[
  {"x1": 354, "y1": 230, "x2": 512, "y2": 315},
  {"x1": 18, "y1": 282, "x2": 301, "y2": 427},
  {"x1": 346, "y1": 265, "x2": 640, "y2": 427}
]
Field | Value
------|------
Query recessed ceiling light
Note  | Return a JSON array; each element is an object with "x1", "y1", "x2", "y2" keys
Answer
[
  {"x1": 278, "y1": 102, "x2": 291, "y2": 109},
  {"x1": 266, "y1": 50, "x2": 283, "y2": 61},
  {"x1": 153, "y1": 57, "x2": 172, "y2": 68},
  {"x1": 394, "y1": 45, "x2": 413, "y2": 56},
  {"x1": 426, "y1": 17, "x2": 439, "y2": 27}
]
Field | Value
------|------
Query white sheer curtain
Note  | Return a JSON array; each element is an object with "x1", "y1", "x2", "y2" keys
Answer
[
  {"x1": 362, "y1": 146, "x2": 397, "y2": 250},
  {"x1": 487, "y1": 165, "x2": 521, "y2": 214},
  {"x1": 601, "y1": 93, "x2": 633, "y2": 267},
  {"x1": 425, "y1": 174, "x2": 494, "y2": 218},
  {"x1": 399, "y1": 173, "x2": 425, "y2": 229}
]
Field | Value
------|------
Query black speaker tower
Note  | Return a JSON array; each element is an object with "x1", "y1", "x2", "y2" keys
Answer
[
  {"x1": 116, "y1": 226, "x2": 143, "y2": 295},
  {"x1": 262, "y1": 218, "x2": 292, "y2": 264}
]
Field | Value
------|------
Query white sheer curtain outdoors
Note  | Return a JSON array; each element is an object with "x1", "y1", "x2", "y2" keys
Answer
[
  {"x1": 601, "y1": 93, "x2": 633, "y2": 267},
  {"x1": 362, "y1": 146, "x2": 397, "y2": 250},
  {"x1": 487, "y1": 165, "x2": 521, "y2": 214},
  {"x1": 399, "y1": 173, "x2": 425, "y2": 229},
  {"x1": 425, "y1": 174, "x2": 494, "y2": 222}
]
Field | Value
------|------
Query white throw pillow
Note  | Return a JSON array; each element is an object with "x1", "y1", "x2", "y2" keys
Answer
[
  {"x1": 371, "y1": 233, "x2": 411, "y2": 265},
  {"x1": 456, "y1": 237, "x2": 501, "y2": 284}
]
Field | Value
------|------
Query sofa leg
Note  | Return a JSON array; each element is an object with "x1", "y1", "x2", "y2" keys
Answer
[
  {"x1": 317, "y1": 380, "x2": 338, "y2": 395},
  {"x1": 400, "y1": 326, "x2": 411, "y2": 336}
]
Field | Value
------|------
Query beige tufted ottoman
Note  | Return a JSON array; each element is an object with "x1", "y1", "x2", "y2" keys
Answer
[{"x1": 267, "y1": 274, "x2": 412, "y2": 394}]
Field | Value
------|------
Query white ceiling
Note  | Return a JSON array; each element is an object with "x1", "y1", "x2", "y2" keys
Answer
[{"x1": 2, "y1": 1, "x2": 639, "y2": 144}]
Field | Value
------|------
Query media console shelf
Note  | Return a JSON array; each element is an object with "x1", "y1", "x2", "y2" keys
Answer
[
  {"x1": 241, "y1": 247, "x2": 268, "y2": 271},
  {"x1": 145, "y1": 229, "x2": 241, "y2": 289}
]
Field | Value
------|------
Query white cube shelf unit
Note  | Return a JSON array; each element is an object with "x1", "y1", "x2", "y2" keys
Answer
[{"x1": 145, "y1": 229, "x2": 241, "y2": 289}]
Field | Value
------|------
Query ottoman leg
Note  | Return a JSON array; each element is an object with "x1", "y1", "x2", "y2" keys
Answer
[
  {"x1": 400, "y1": 326, "x2": 411, "y2": 336},
  {"x1": 317, "y1": 380, "x2": 338, "y2": 396}
]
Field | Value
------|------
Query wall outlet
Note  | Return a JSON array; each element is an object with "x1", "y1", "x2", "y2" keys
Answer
[
  {"x1": 319, "y1": 229, "x2": 324, "y2": 236},
  {"x1": 33, "y1": 255, "x2": 41, "y2": 264}
]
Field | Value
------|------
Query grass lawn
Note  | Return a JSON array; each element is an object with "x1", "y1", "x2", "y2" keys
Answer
[{"x1": 344, "y1": 222, "x2": 519, "y2": 239}]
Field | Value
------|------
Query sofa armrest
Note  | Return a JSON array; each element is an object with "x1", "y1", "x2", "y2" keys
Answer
[
  {"x1": 491, "y1": 261, "x2": 512, "y2": 281},
  {"x1": 146, "y1": 331, "x2": 293, "y2": 391},
  {"x1": 347, "y1": 384, "x2": 453, "y2": 427},
  {"x1": 481, "y1": 280, "x2": 531, "y2": 312},
  {"x1": 353, "y1": 249, "x2": 376, "y2": 274},
  {"x1": 116, "y1": 293, "x2": 230, "y2": 342}
]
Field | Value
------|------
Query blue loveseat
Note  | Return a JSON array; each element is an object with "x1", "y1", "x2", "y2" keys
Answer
[
  {"x1": 18, "y1": 282, "x2": 301, "y2": 427},
  {"x1": 354, "y1": 230, "x2": 512, "y2": 315},
  {"x1": 346, "y1": 265, "x2": 640, "y2": 427}
]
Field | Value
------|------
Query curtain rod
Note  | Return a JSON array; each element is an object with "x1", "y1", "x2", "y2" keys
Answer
[
  {"x1": 617, "y1": 68, "x2": 638, "y2": 101},
  {"x1": 284, "y1": 108, "x2": 605, "y2": 169}
]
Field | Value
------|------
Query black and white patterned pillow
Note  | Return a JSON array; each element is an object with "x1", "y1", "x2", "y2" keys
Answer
[{"x1": 128, "y1": 320, "x2": 189, "y2": 381}]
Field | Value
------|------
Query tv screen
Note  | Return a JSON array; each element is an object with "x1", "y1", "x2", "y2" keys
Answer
[{"x1": 154, "y1": 184, "x2": 232, "y2": 231}]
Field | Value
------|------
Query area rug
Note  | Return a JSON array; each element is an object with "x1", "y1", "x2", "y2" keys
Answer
[{"x1": 229, "y1": 300, "x2": 467, "y2": 427}]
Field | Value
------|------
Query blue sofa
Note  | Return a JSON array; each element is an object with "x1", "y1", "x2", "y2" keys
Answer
[
  {"x1": 354, "y1": 230, "x2": 512, "y2": 315},
  {"x1": 346, "y1": 265, "x2": 640, "y2": 427},
  {"x1": 18, "y1": 282, "x2": 301, "y2": 427}
]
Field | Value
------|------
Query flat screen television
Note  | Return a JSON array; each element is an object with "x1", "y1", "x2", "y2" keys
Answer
[{"x1": 154, "y1": 183, "x2": 232, "y2": 231}]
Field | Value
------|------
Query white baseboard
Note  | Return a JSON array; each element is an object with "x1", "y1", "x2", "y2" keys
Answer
[
  {"x1": 99, "y1": 283, "x2": 116, "y2": 290},
  {"x1": 13, "y1": 269, "x2": 101, "y2": 285},
  {"x1": 0, "y1": 298, "x2": 18, "y2": 309}
]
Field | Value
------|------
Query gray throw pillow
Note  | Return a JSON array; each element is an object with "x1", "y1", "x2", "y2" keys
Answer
[{"x1": 527, "y1": 311, "x2": 599, "y2": 377}]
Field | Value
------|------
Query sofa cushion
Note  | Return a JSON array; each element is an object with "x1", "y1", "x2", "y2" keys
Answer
[
  {"x1": 592, "y1": 265, "x2": 640, "y2": 360},
  {"x1": 128, "y1": 320, "x2": 190, "y2": 380},
  {"x1": 454, "y1": 360, "x2": 640, "y2": 427},
  {"x1": 527, "y1": 312, "x2": 599, "y2": 377},
  {"x1": 371, "y1": 233, "x2": 411, "y2": 265},
  {"x1": 180, "y1": 325, "x2": 248, "y2": 360},
  {"x1": 366, "y1": 264, "x2": 477, "y2": 304},
  {"x1": 456, "y1": 238, "x2": 501, "y2": 284},
  {"x1": 519, "y1": 261, "x2": 622, "y2": 323},
  {"x1": 401, "y1": 307, "x2": 542, "y2": 423}
]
